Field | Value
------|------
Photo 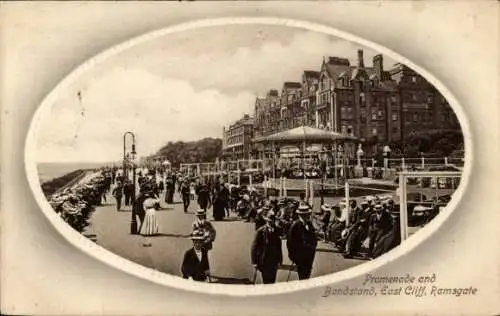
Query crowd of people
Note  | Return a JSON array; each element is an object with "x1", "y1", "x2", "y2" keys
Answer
[
  {"x1": 48, "y1": 165, "x2": 403, "y2": 284},
  {"x1": 48, "y1": 173, "x2": 110, "y2": 232},
  {"x1": 169, "y1": 171, "x2": 402, "y2": 284}
]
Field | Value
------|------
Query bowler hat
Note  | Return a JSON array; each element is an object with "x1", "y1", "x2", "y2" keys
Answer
[{"x1": 374, "y1": 204, "x2": 383, "y2": 211}]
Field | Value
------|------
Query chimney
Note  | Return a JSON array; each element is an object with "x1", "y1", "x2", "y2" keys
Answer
[
  {"x1": 357, "y1": 49, "x2": 365, "y2": 68},
  {"x1": 373, "y1": 54, "x2": 383, "y2": 79}
]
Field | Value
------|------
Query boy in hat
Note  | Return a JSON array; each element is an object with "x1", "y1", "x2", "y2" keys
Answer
[
  {"x1": 251, "y1": 210, "x2": 283, "y2": 284},
  {"x1": 286, "y1": 205, "x2": 317, "y2": 280},
  {"x1": 192, "y1": 209, "x2": 216, "y2": 251},
  {"x1": 181, "y1": 230, "x2": 211, "y2": 282}
]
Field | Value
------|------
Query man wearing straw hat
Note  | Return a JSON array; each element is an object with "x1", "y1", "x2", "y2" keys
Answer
[
  {"x1": 181, "y1": 229, "x2": 211, "y2": 282},
  {"x1": 287, "y1": 204, "x2": 318, "y2": 280},
  {"x1": 368, "y1": 203, "x2": 393, "y2": 258},
  {"x1": 251, "y1": 210, "x2": 283, "y2": 284},
  {"x1": 191, "y1": 209, "x2": 216, "y2": 252}
]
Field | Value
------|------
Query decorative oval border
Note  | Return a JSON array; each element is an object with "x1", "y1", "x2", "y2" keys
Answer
[{"x1": 24, "y1": 17, "x2": 472, "y2": 297}]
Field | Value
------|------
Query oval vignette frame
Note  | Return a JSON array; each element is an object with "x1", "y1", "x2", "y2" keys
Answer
[{"x1": 24, "y1": 17, "x2": 472, "y2": 297}]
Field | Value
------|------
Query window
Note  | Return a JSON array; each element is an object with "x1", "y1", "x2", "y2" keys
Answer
[
  {"x1": 413, "y1": 113, "x2": 418, "y2": 122},
  {"x1": 412, "y1": 76, "x2": 417, "y2": 83},
  {"x1": 360, "y1": 92, "x2": 366, "y2": 103},
  {"x1": 391, "y1": 95, "x2": 397, "y2": 103},
  {"x1": 412, "y1": 93, "x2": 417, "y2": 101},
  {"x1": 372, "y1": 128, "x2": 378, "y2": 135},
  {"x1": 341, "y1": 125, "x2": 347, "y2": 133},
  {"x1": 347, "y1": 107, "x2": 353, "y2": 113},
  {"x1": 372, "y1": 113, "x2": 377, "y2": 120},
  {"x1": 378, "y1": 110, "x2": 383, "y2": 118},
  {"x1": 392, "y1": 114, "x2": 398, "y2": 121}
]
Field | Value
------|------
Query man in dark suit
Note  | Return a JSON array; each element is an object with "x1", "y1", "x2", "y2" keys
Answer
[
  {"x1": 133, "y1": 185, "x2": 150, "y2": 231},
  {"x1": 180, "y1": 230, "x2": 210, "y2": 282},
  {"x1": 287, "y1": 205, "x2": 318, "y2": 280},
  {"x1": 251, "y1": 210, "x2": 283, "y2": 284},
  {"x1": 123, "y1": 180, "x2": 134, "y2": 206},
  {"x1": 112, "y1": 181, "x2": 123, "y2": 211},
  {"x1": 368, "y1": 203, "x2": 393, "y2": 258},
  {"x1": 180, "y1": 180, "x2": 191, "y2": 213}
]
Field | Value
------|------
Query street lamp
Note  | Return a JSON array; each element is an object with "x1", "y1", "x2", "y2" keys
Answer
[{"x1": 123, "y1": 131, "x2": 137, "y2": 234}]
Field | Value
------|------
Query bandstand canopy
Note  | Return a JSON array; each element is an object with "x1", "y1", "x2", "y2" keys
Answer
[{"x1": 254, "y1": 125, "x2": 357, "y2": 144}]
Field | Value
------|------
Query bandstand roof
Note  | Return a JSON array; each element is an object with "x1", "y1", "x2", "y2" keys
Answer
[{"x1": 254, "y1": 125, "x2": 357, "y2": 144}]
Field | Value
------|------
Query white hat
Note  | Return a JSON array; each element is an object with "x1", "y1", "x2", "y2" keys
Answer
[
  {"x1": 296, "y1": 205, "x2": 312, "y2": 214},
  {"x1": 321, "y1": 204, "x2": 332, "y2": 212}
]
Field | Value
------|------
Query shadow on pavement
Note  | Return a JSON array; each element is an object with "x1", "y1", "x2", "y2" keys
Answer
[
  {"x1": 219, "y1": 217, "x2": 243, "y2": 222},
  {"x1": 316, "y1": 247, "x2": 338, "y2": 253},
  {"x1": 152, "y1": 233, "x2": 191, "y2": 239},
  {"x1": 210, "y1": 276, "x2": 253, "y2": 284},
  {"x1": 156, "y1": 207, "x2": 176, "y2": 211}
]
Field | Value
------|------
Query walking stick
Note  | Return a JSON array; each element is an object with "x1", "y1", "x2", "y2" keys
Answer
[
  {"x1": 286, "y1": 263, "x2": 296, "y2": 282},
  {"x1": 252, "y1": 266, "x2": 258, "y2": 284}
]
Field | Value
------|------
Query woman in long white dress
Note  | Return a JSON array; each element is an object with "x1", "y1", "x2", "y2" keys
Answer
[{"x1": 140, "y1": 192, "x2": 160, "y2": 247}]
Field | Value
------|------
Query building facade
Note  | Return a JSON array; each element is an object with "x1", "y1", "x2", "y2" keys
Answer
[
  {"x1": 222, "y1": 114, "x2": 254, "y2": 160},
  {"x1": 389, "y1": 63, "x2": 460, "y2": 140},
  {"x1": 251, "y1": 49, "x2": 459, "y2": 148}
]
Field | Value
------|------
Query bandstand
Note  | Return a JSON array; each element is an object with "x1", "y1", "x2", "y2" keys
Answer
[{"x1": 253, "y1": 125, "x2": 358, "y2": 190}]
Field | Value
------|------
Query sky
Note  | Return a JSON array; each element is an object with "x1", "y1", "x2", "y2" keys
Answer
[{"x1": 36, "y1": 24, "x2": 398, "y2": 163}]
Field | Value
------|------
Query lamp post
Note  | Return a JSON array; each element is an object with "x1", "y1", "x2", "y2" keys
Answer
[{"x1": 123, "y1": 131, "x2": 137, "y2": 234}]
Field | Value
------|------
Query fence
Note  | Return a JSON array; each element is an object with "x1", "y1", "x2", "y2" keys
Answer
[
  {"x1": 258, "y1": 170, "x2": 461, "y2": 242},
  {"x1": 397, "y1": 171, "x2": 462, "y2": 241}
]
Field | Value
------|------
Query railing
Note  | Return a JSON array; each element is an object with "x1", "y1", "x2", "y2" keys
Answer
[{"x1": 357, "y1": 156, "x2": 464, "y2": 171}]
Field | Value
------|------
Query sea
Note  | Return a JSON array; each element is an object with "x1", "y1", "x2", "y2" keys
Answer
[{"x1": 37, "y1": 162, "x2": 115, "y2": 183}]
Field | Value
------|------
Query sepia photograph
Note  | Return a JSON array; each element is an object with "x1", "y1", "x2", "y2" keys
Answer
[{"x1": 33, "y1": 23, "x2": 465, "y2": 285}]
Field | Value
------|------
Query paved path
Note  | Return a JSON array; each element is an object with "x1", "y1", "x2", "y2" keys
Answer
[{"x1": 84, "y1": 188, "x2": 365, "y2": 284}]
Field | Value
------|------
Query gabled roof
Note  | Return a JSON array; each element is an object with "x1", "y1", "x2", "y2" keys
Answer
[
  {"x1": 283, "y1": 82, "x2": 302, "y2": 89},
  {"x1": 303, "y1": 70, "x2": 320, "y2": 79}
]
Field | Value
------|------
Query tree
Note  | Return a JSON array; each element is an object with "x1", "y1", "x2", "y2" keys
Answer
[{"x1": 154, "y1": 138, "x2": 223, "y2": 167}]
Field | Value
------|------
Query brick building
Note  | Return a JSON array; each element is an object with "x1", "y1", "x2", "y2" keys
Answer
[
  {"x1": 222, "y1": 114, "x2": 254, "y2": 160},
  {"x1": 389, "y1": 63, "x2": 460, "y2": 140},
  {"x1": 251, "y1": 49, "x2": 459, "y2": 151}
]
